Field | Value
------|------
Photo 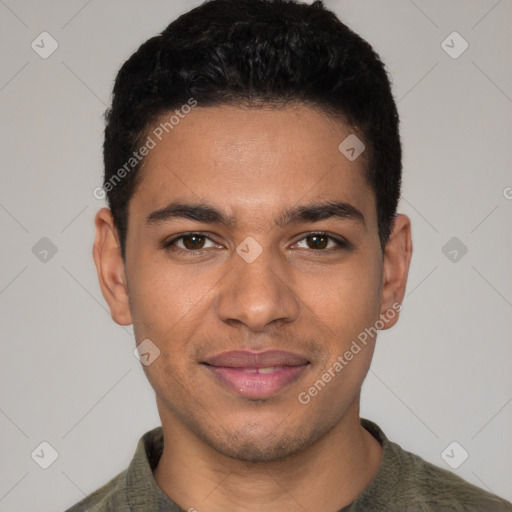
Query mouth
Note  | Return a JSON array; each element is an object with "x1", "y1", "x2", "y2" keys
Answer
[{"x1": 201, "y1": 350, "x2": 310, "y2": 399}]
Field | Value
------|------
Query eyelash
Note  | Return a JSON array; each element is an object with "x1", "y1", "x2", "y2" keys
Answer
[
  {"x1": 295, "y1": 232, "x2": 349, "y2": 251},
  {"x1": 162, "y1": 231, "x2": 349, "y2": 255},
  {"x1": 162, "y1": 232, "x2": 219, "y2": 255}
]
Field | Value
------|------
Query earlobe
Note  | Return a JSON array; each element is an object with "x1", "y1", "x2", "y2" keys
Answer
[
  {"x1": 379, "y1": 214, "x2": 412, "y2": 330},
  {"x1": 92, "y1": 208, "x2": 133, "y2": 326}
]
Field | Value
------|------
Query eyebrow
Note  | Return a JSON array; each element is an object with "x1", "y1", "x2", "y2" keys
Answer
[
  {"x1": 146, "y1": 202, "x2": 235, "y2": 226},
  {"x1": 276, "y1": 201, "x2": 365, "y2": 228},
  {"x1": 145, "y1": 200, "x2": 365, "y2": 228}
]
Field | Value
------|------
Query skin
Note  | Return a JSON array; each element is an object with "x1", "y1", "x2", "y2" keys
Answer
[{"x1": 93, "y1": 104, "x2": 412, "y2": 511}]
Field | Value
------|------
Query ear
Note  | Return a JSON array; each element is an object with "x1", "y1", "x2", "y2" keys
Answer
[
  {"x1": 379, "y1": 214, "x2": 412, "y2": 329},
  {"x1": 92, "y1": 208, "x2": 133, "y2": 326}
]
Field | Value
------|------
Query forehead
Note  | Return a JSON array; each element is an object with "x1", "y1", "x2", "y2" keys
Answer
[{"x1": 130, "y1": 104, "x2": 375, "y2": 227}]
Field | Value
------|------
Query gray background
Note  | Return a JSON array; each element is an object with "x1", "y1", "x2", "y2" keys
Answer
[{"x1": 0, "y1": 0, "x2": 511, "y2": 510}]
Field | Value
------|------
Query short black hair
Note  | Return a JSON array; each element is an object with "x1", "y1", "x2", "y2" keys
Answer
[{"x1": 103, "y1": 0, "x2": 401, "y2": 259}]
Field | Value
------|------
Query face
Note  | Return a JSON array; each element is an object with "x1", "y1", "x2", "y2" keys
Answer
[{"x1": 94, "y1": 104, "x2": 411, "y2": 462}]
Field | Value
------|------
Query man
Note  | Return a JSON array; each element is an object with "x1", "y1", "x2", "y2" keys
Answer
[{"x1": 66, "y1": 0, "x2": 512, "y2": 510}]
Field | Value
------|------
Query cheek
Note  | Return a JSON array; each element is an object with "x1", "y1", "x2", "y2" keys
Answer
[
  {"x1": 128, "y1": 259, "x2": 211, "y2": 341},
  {"x1": 298, "y1": 254, "x2": 382, "y2": 337},
  {"x1": 340, "y1": 267, "x2": 381, "y2": 324}
]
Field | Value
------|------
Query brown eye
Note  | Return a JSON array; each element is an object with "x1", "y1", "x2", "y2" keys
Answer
[
  {"x1": 164, "y1": 233, "x2": 218, "y2": 252},
  {"x1": 182, "y1": 234, "x2": 206, "y2": 250},
  {"x1": 306, "y1": 235, "x2": 329, "y2": 249},
  {"x1": 295, "y1": 233, "x2": 348, "y2": 251}
]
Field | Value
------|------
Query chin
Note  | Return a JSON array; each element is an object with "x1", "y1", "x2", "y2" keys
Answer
[
  {"x1": 214, "y1": 439, "x2": 306, "y2": 463},
  {"x1": 198, "y1": 421, "x2": 325, "y2": 463}
]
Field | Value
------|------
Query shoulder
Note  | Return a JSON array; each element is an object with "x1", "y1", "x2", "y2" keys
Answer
[
  {"x1": 62, "y1": 427, "x2": 170, "y2": 512},
  {"x1": 63, "y1": 470, "x2": 129, "y2": 512},
  {"x1": 356, "y1": 419, "x2": 512, "y2": 512},
  {"x1": 391, "y1": 441, "x2": 512, "y2": 511}
]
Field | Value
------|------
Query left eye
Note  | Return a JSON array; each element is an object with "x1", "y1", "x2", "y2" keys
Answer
[{"x1": 295, "y1": 234, "x2": 345, "y2": 250}]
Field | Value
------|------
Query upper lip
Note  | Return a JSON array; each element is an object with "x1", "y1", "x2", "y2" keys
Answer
[{"x1": 203, "y1": 350, "x2": 309, "y2": 368}]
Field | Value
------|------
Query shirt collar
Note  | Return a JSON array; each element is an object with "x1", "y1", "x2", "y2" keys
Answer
[
  {"x1": 122, "y1": 419, "x2": 389, "y2": 512},
  {"x1": 124, "y1": 426, "x2": 182, "y2": 511}
]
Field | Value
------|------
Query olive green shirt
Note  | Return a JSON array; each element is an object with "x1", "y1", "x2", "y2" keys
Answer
[{"x1": 64, "y1": 419, "x2": 512, "y2": 511}]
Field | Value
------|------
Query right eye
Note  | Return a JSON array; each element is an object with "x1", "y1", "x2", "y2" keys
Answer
[{"x1": 163, "y1": 233, "x2": 221, "y2": 254}]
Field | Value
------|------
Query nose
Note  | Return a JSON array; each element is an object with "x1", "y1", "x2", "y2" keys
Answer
[{"x1": 216, "y1": 245, "x2": 300, "y2": 333}]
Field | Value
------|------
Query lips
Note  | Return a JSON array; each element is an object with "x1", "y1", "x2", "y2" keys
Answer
[
  {"x1": 204, "y1": 350, "x2": 309, "y2": 368},
  {"x1": 202, "y1": 350, "x2": 310, "y2": 399}
]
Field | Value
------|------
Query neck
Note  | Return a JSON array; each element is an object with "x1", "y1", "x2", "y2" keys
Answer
[{"x1": 153, "y1": 403, "x2": 383, "y2": 512}]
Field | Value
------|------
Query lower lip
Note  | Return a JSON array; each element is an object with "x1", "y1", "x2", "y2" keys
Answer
[{"x1": 203, "y1": 364, "x2": 309, "y2": 399}]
